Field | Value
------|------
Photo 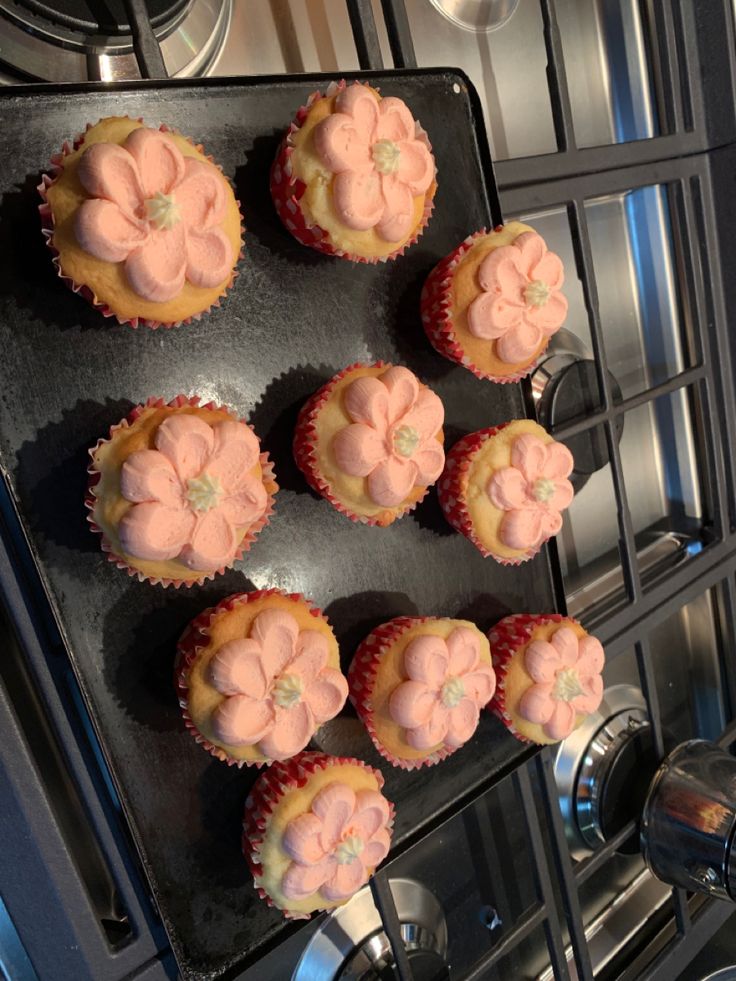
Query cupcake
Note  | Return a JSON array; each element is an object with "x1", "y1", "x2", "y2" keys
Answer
[
  {"x1": 243, "y1": 751, "x2": 393, "y2": 918},
  {"x1": 86, "y1": 395, "x2": 277, "y2": 587},
  {"x1": 39, "y1": 116, "x2": 242, "y2": 328},
  {"x1": 421, "y1": 222, "x2": 568, "y2": 382},
  {"x1": 489, "y1": 613, "x2": 605, "y2": 744},
  {"x1": 294, "y1": 363, "x2": 445, "y2": 526},
  {"x1": 175, "y1": 590, "x2": 348, "y2": 766},
  {"x1": 348, "y1": 616, "x2": 495, "y2": 769},
  {"x1": 438, "y1": 419, "x2": 574, "y2": 564},
  {"x1": 271, "y1": 79, "x2": 436, "y2": 262}
]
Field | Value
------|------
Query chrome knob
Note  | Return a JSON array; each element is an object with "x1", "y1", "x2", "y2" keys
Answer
[{"x1": 641, "y1": 740, "x2": 736, "y2": 900}]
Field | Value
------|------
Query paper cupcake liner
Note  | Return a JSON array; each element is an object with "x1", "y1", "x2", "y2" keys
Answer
[
  {"x1": 85, "y1": 394, "x2": 278, "y2": 588},
  {"x1": 488, "y1": 612, "x2": 566, "y2": 743},
  {"x1": 270, "y1": 79, "x2": 435, "y2": 264},
  {"x1": 438, "y1": 423, "x2": 540, "y2": 565},
  {"x1": 38, "y1": 118, "x2": 245, "y2": 330},
  {"x1": 421, "y1": 227, "x2": 541, "y2": 383},
  {"x1": 293, "y1": 362, "x2": 432, "y2": 527},
  {"x1": 242, "y1": 750, "x2": 394, "y2": 919},
  {"x1": 175, "y1": 589, "x2": 332, "y2": 767},
  {"x1": 348, "y1": 615, "x2": 459, "y2": 770}
]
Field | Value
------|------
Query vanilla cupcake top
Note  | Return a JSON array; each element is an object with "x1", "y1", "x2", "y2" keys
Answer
[
  {"x1": 312, "y1": 83, "x2": 435, "y2": 244},
  {"x1": 332, "y1": 365, "x2": 445, "y2": 508}
]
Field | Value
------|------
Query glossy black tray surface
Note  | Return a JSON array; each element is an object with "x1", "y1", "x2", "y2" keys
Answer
[{"x1": 0, "y1": 72, "x2": 556, "y2": 979}]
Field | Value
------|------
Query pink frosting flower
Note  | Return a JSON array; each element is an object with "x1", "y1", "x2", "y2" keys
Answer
[
  {"x1": 333, "y1": 366, "x2": 445, "y2": 509},
  {"x1": 313, "y1": 83, "x2": 435, "y2": 243},
  {"x1": 208, "y1": 609, "x2": 348, "y2": 760},
  {"x1": 468, "y1": 231, "x2": 568, "y2": 364},
  {"x1": 119, "y1": 414, "x2": 268, "y2": 571},
  {"x1": 75, "y1": 127, "x2": 233, "y2": 302},
  {"x1": 281, "y1": 782, "x2": 391, "y2": 902},
  {"x1": 519, "y1": 626, "x2": 604, "y2": 740},
  {"x1": 488, "y1": 433, "x2": 574, "y2": 551},
  {"x1": 389, "y1": 628, "x2": 496, "y2": 750}
]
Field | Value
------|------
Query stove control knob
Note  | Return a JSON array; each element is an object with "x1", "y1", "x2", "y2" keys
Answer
[{"x1": 642, "y1": 739, "x2": 736, "y2": 899}]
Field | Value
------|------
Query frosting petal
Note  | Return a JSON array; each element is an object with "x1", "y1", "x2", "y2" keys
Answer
[
  {"x1": 125, "y1": 225, "x2": 187, "y2": 303},
  {"x1": 445, "y1": 698, "x2": 479, "y2": 748},
  {"x1": 344, "y1": 376, "x2": 390, "y2": 430},
  {"x1": 446, "y1": 627, "x2": 480, "y2": 676},
  {"x1": 120, "y1": 449, "x2": 183, "y2": 509},
  {"x1": 362, "y1": 828, "x2": 391, "y2": 869},
  {"x1": 312, "y1": 783, "x2": 356, "y2": 852},
  {"x1": 531, "y1": 250, "x2": 564, "y2": 291},
  {"x1": 544, "y1": 442, "x2": 575, "y2": 480},
  {"x1": 539, "y1": 508, "x2": 563, "y2": 539},
  {"x1": 155, "y1": 414, "x2": 215, "y2": 482},
  {"x1": 405, "y1": 706, "x2": 449, "y2": 749},
  {"x1": 209, "y1": 639, "x2": 268, "y2": 698},
  {"x1": 352, "y1": 790, "x2": 391, "y2": 839},
  {"x1": 546, "y1": 479, "x2": 574, "y2": 512},
  {"x1": 518, "y1": 682, "x2": 556, "y2": 725},
  {"x1": 205, "y1": 421, "x2": 260, "y2": 491},
  {"x1": 304, "y1": 670, "x2": 349, "y2": 724},
  {"x1": 499, "y1": 508, "x2": 545, "y2": 550},
  {"x1": 314, "y1": 112, "x2": 373, "y2": 174},
  {"x1": 258, "y1": 700, "x2": 314, "y2": 760},
  {"x1": 333, "y1": 169, "x2": 384, "y2": 231},
  {"x1": 381, "y1": 366, "x2": 419, "y2": 424},
  {"x1": 119, "y1": 501, "x2": 194, "y2": 561},
  {"x1": 515, "y1": 231, "x2": 546, "y2": 278},
  {"x1": 550, "y1": 627, "x2": 580, "y2": 667},
  {"x1": 125, "y1": 127, "x2": 186, "y2": 197},
  {"x1": 375, "y1": 96, "x2": 415, "y2": 142},
  {"x1": 576, "y1": 636, "x2": 606, "y2": 679},
  {"x1": 389, "y1": 680, "x2": 436, "y2": 729},
  {"x1": 75, "y1": 198, "x2": 147, "y2": 262},
  {"x1": 251, "y1": 609, "x2": 299, "y2": 680},
  {"x1": 496, "y1": 320, "x2": 543, "y2": 364},
  {"x1": 525, "y1": 639, "x2": 560, "y2": 684},
  {"x1": 403, "y1": 635, "x2": 449, "y2": 687},
  {"x1": 336, "y1": 83, "x2": 380, "y2": 132},
  {"x1": 367, "y1": 455, "x2": 416, "y2": 508},
  {"x1": 571, "y1": 673, "x2": 604, "y2": 714},
  {"x1": 400, "y1": 387, "x2": 444, "y2": 443},
  {"x1": 77, "y1": 142, "x2": 144, "y2": 218},
  {"x1": 212, "y1": 693, "x2": 274, "y2": 745},
  {"x1": 488, "y1": 467, "x2": 528, "y2": 510},
  {"x1": 282, "y1": 812, "x2": 325, "y2": 865},
  {"x1": 282, "y1": 859, "x2": 333, "y2": 900},
  {"x1": 185, "y1": 226, "x2": 234, "y2": 289},
  {"x1": 411, "y1": 442, "x2": 445, "y2": 486},
  {"x1": 175, "y1": 157, "x2": 227, "y2": 228},
  {"x1": 288, "y1": 630, "x2": 329, "y2": 685},
  {"x1": 525, "y1": 291, "x2": 569, "y2": 331},
  {"x1": 511, "y1": 434, "x2": 547, "y2": 483},
  {"x1": 463, "y1": 667, "x2": 496, "y2": 706},
  {"x1": 179, "y1": 507, "x2": 237, "y2": 570},
  {"x1": 220, "y1": 476, "x2": 268, "y2": 528},
  {"x1": 467, "y1": 291, "x2": 520, "y2": 339},
  {"x1": 545, "y1": 699, "x2": 577, "y2": 739},
  {"x1": 477, "y1": 250, "x2": 527, "y2": 297},
  {"x1": 376, "y1": 174, "x2": 413, "y2": 243},
  {"x1": 322, "y1": 857, "x2": 366, "y2": 901},
  {"x1": 333, "y1": 423, "x2": 386, "y2": 477},
  {"x1": 395, "y1": 138, "x2": 434, "y2": 195}
]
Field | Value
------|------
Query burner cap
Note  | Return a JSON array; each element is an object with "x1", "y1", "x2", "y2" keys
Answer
[{"x1": 15, "y1": 0, "x2": 188, "y2": 35}]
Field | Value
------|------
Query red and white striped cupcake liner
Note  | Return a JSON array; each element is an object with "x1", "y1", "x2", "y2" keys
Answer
[
  {"x1": 348, "y1": 615, "x2": 459, "y2": 770},
  {"x1": 37, "y1": 117, "x2": 244, "y2": 329},
  {"x1": 270, "y1": 79, "x2": 435, "y2": 263},
  {"x1": 488, "y1": 612, "x2": 567, "y2": 743},
  {"x1": 438, "y1": 423, "x2": 540, "y2": 565},
  {"x1": 85, "y1": 394, "x2": 277, "y2": 588},
  {"x1": 292, "y1": 362, "x2": 433, "y2": 526},
  {"x1": 175, "y1": 589, "x2": 331, "y2": 767},
  {"x1": 242, "y1": 750, "x2": 394, "y2": 919},
  {"x1": 420, "y1": 227, "x2": 534, "y2": 383}
]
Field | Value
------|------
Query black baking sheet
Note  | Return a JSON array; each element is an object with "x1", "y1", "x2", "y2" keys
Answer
[{"x1": 0, "y1": 72, "x2": 557, "y2": 979}]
